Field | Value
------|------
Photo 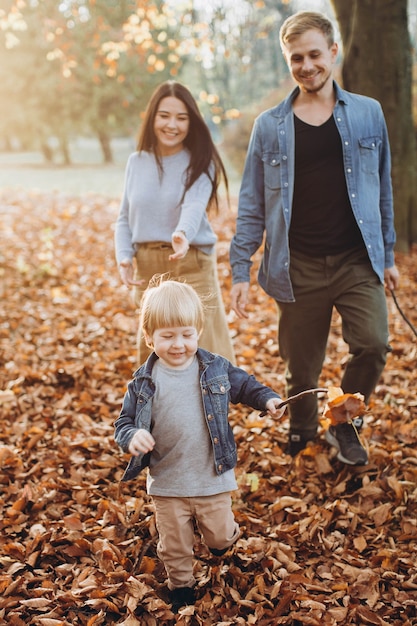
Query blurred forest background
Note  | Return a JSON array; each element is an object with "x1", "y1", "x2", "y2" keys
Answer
[{"x1": 1, "y1": 0, "x2": 417, "y2": 246}]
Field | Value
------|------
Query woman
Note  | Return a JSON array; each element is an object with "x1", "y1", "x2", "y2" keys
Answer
[{"x1": 114, "y1": 80, "x2": 235, "y2": 363}]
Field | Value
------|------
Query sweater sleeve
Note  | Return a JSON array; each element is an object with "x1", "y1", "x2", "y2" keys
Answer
[
  {"x1": 114, "y1": 155, "x2": 135, "y2": 264},
  {"x1": 175, "y1": 169, "x2": 213, "y2": 242}
]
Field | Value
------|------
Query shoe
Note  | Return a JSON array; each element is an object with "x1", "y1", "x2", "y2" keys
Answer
[
  {"x1": 352, "y1": 415, "x2": 364, "y2": 431},
  {"x1": 169, "y1": 586, "x2": 196, "y2": 613},
  {"x1": 286, "y1": 432, "x2": 312, "y2": 457},
  {"x1": 209, "y1": 546, "x2": 229, "y2": 556},
  {"x1": 325, "y1": 422, "x2": 368, "y2": 465}
]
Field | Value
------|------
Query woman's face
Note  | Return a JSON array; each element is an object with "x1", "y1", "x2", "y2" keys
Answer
[{"x1": 153, "y1": 96, "x2": 190, "y2": 156}]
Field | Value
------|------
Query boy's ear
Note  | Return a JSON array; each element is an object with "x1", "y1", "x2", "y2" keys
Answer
[{"x1": 143, "y1": 331, "x2": 153, "y2": 348}]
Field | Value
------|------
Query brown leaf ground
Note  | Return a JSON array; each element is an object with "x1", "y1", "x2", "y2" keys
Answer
[{"x1": 1, "y1": 190, "x2": 416, "y2": 626}]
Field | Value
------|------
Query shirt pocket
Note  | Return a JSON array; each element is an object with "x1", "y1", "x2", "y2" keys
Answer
[
  {"x1": 358, "y1": 137, "x2": 380, "y2": 174},
  {"x1": 262, "y1": 152, "x2": 282, "y2": 190},
  {"x1": 207, "y1": 378, "x2": 231, "y2": 416}
]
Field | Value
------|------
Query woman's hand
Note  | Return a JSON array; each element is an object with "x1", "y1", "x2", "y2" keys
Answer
[
  {"x1": 119, "y1": 260, "x2": 145, "y2": 287},
  {"x1": 128, "y1": 429, "x2": 155, "y2": 456},
  {"x1": 169, "y1": 231, "x2": 189, "y2": 260}
]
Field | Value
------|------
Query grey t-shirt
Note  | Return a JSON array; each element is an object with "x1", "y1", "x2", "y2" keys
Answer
[{"x1": 147, "y1": 357, "x2": 237, "y2": 497}]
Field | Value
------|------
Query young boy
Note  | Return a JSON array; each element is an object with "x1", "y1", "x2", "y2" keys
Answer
[{"x1": 114, "y1": 279, "x2": 285, "y2": 612}]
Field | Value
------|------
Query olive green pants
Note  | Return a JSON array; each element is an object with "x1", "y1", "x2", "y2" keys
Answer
[
  {"x1": 277, "y1": 247, "x2": 390, "y2": 439},
  {"x1": 134, "y1": 243, "x2": 235, "y2": 365}
]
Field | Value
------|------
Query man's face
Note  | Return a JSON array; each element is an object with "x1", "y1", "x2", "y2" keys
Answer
[{"x1": 283, "y1": 28, "x2": 338, "y2": 94}]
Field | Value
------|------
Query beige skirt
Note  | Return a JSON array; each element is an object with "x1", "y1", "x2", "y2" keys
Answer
[{"x1": 134, "y1": 243, "x2": 235, "y2": 365}]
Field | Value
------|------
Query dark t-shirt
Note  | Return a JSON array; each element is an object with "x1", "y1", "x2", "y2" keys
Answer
[{"x1": 290, "y1": 114, "x2": 363, "y2": 256}]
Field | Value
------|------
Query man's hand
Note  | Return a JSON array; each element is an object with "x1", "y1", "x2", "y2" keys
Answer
[
  {"x1": 169, "y1": 231, "x2": 189, "y2": 260},
  {"x1": 384, "y1": 265, "x2": 400, "y2": 291},
  {"x1": 231, "y1": 282, "x2": 250, "y2": 319},
  {"x1": 119, "y1": 260, "x2": 144, "y2": 287},
  {"x1": 128, "y1": 429, "x2": 155, "y2": 456}
]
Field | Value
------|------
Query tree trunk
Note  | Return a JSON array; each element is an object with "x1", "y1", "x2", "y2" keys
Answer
[
  {"x1": 97, "y1": 129, "x2": 113, "y2": 164},
  {"x1": 331, "y1": 0, "x2": 417, "y2": 250},
  {"x1": 59, "y1": 136, "x2": 71, "y2": 166},
  {"x1": 40, "y1": 141, "x2": 54, "y2": 164}
]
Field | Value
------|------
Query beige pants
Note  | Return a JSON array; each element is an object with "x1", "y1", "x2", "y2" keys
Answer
[
  {"x1": 134, "y1": 243, "x2": 235, "y2": 364},
  {"x1": 153, "y1": 493, "x2": 240, "y2": 589}
]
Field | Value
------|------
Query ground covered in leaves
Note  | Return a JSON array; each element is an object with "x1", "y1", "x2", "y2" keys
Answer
[{"x1": 1, "y1": 190, "x2": 417, "y2": 626}]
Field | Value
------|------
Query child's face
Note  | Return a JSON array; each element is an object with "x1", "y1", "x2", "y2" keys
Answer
[{"x1": 148, "y1": 326, "x2": 199, "y2": 369}]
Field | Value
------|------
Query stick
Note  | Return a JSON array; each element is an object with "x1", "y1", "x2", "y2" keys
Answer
[
  {"x1": 390, "y1": 289, "x2": 417, "y2": 339},
  {"x1": 259, "y1": 387, "x2": 328, "y2": 417}
]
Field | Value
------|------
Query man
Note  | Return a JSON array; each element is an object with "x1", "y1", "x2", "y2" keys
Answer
[{"x1": 230, "y1": 11, "x2": 399, "y2": 465}]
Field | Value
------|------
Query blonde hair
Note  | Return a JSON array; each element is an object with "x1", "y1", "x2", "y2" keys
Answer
[
  {"x1": 139, "y1": 277, "x2": 205, "y2": 343},
  {"x1": 279, "y1": 11, "x2": 335, "y2": 50}
]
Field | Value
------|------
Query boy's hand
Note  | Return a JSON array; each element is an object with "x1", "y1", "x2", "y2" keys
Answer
[
  {"x1": 264, "y1": 397, "x2": 286, "y2": 419},
  {"x1": 129, "y1": 429, "x2": 155, "y2": 455}
]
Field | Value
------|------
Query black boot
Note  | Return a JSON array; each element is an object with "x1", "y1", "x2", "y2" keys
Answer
[
  {"x1": 169, "y1": 586, "x2": 196, "y2": 613},
  {"x1": 286, "y1": 432, "x2": 309, "y2": 456},
  {"x1": 209, "y1": 546, "x2": 229, "y2": 556}
]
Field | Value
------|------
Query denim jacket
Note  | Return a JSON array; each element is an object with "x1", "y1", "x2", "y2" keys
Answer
[
  {"x1": 114, "y1": 349, "x2": 280, "y2": 481},
  {"x1": 230, "y1": 82, "x2": 396, "y2": 303}
]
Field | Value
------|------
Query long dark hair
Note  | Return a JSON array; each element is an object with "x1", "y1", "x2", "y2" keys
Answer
[{"x1": 137, "y1": 81, "x2": 228, "y2": 213}]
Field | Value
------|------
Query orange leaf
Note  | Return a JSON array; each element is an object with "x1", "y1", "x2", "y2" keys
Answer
[
  {"x1": 139, "y1": 555, "x2": 156, "y2": 574},
  {"x1": 323, "y1": 386, "x2": 366, "y2": 424},
  {"x1": 63, "y1": 514, "x2": 84, "y2": 531}
]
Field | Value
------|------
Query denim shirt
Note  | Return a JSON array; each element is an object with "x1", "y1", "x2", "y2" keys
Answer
[
  {"x1": 230, "y1": 82, "x2": 396, "y2": 303},
  {"x1": 114, "y1": 349, "x2": 280, "y2": 482}
]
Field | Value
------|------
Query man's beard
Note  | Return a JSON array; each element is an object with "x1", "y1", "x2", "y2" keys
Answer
[{"x1": 299, "y1": 71, "x2": 331, "y2": 94}]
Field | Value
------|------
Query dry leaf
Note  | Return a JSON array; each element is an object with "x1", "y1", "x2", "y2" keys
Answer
[
  {"x1": 323, "y1": 386, "x2": 366, "y2": 424},
  {"x1": 1, "y1": 190, "x2": 416, "y2": 625}
]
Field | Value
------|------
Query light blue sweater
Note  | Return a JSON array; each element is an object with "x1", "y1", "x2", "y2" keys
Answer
[{"x1": 114, "y1": 149, "x2": 217, "y2": 263}]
